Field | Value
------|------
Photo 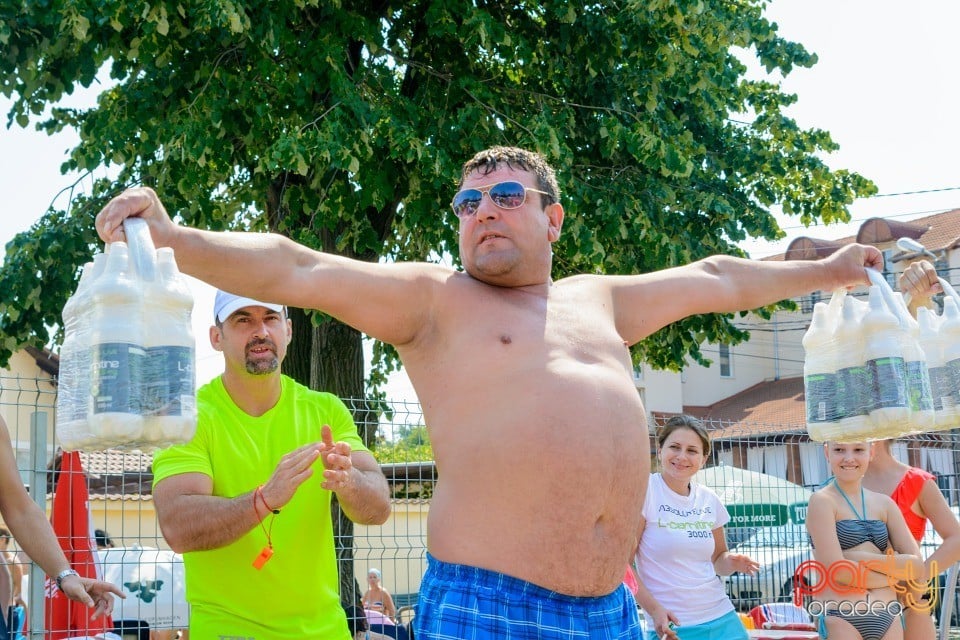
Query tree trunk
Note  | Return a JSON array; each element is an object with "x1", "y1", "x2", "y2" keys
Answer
[
  {"x1": 269, "y1": 179, "x2": 386, "y2": 613},
  {"x1": 281, "y1": 308, "x2": 379, "y2": 610},
  {"x1": 281, "y1": 306, "x2": 313, "y2": 386}
]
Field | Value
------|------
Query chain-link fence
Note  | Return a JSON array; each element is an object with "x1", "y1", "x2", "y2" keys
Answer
[{"x1": 5, "y1": 377, "x2": 960, "y2": 637}]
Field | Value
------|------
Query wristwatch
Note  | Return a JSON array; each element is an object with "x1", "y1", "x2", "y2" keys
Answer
[{"x1": 55, "y1": 568, "x2": 80, "y2": 592}]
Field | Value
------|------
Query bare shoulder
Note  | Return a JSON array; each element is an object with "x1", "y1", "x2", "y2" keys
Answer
[
  {"x1": 553, "y1": 273, "x2": 613, "y2": 296},
  {"x1": 389, "y1": 260, "x2": 458, "y2": 282},
  {"x1": 869, "y1": 491, "x2": 902, "y2": 522},
  {"x1": 808, "y1": 489, "x2": 836, "y2": 512}
]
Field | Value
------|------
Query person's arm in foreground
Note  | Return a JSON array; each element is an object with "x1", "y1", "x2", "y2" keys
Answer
[
  {"x1": 611, "y1": 243, "x2": 883, "y2": 345},
  {"x1": 711, "y1": 526, "x2": 759, "y2": 577},
  {"x1": 95, "y1": 187, "x2": 441, "y2": 347},
  {"x1": 918, "y1": 479, "x2": 960, "y2": 578},
  {"x1": 0, "y1": 419, "x2": 123, "y2": 616},
  {"x1": 631, "y1": 516, "x2": 679, "y2": 640},
  {"x1": 157, "y1": 427, "x2": 388, "y2": 553}
]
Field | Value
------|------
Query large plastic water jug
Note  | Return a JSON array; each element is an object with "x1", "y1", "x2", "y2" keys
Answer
[
  {"x1": 940, "y1": 297, "x2": 960, "y2": 418},
  {"x1": 917, "y1": 306, "x2": 956, "y2": 428},
  {"x1": 56, "y1": 255, "x2": 106, "y2": 450},
  {"x1": 57, "y1": 220, "x2": 197, "y2": 451},
  {"x1": 87, "y1": 242, "x2": 146, "y2": 441},
  {"x1": 863, "y1": 287, "x2": 910, "y2": 436},
  {"x1": 803, "y1": 302, "x2": 840, "y2": 441},
  {"x1": 142, "y1": 248, "x2": 197, "y2": 443},
  {"x1": 893, "y1": 292, "x2": 934, "y2": 432},
  {"x1": 834, "y1": 295, "x2": 870, "y2": 439}
]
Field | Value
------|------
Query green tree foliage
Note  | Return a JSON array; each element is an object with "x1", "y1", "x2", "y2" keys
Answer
[
  {"x1": 0, "y1": 0, "x2": 875, "y2": 383},
  {"x1": 376, "y1": 424, "x2": 433, "y2": 464}
]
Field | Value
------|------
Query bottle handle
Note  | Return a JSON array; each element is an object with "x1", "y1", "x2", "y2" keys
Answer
[
  {"x1": 939, "y1": 276, "x2": 960, "y2": 304},
  {"x1": 865, "y1": 267, "x2": 912, "y2": 325},
  {"x1": 122, "y1": 218, "x2": 157, "y2": 281}
]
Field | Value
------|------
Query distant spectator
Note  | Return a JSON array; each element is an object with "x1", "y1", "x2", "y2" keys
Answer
[
  {"x1": 0, "y1": 528, "x2": 26, "y2": 640},
  {"x1": 94, "y1": 529, "x2": 115, "y2": 550},
  {"x1": 344, "y1": 604, "x2": 392, "y2": 640},
  {"x1": 362, "y1": 568, "x2": 397, "y2": 622}
]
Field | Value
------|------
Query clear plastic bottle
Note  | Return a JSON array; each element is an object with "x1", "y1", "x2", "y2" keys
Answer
[
  {"x1": 803, "y1": 302, "x2": 840, "y2": 441},
  {"x1": 863, "y1": 287, "x2": 909, "y2": 437},
  {"x1": 835, "y1": 295, "x2": 871, "y2": 440},
  {"x1": 56, "y1": 254, "x2": 106, "y2": 450},
  {"x1": 87, "y1": 242, "x2": 145, "y2": 442},
  {"x1": 893, "y1": 292, "x2": 935, "y2": 433},
  {"x1": 940, "y1": 297, "x2": 960, "y2": 417},
  {"x1": 142, "y1": 248, "x2": 197, "y2": 444}
]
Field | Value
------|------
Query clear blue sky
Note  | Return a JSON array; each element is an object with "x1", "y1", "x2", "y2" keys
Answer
[{"x1": 1, "y1": 0, "x2": 958, "y2": 394}]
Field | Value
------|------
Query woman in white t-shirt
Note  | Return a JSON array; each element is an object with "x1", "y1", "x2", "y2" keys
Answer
[{"x1": 634, "y1": 415, "x2": 759, "y2": 640}]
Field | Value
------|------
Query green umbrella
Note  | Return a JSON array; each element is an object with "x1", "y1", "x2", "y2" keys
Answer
[{"x1": 693, "y1": 465, "x2": 812, "y2": 527}]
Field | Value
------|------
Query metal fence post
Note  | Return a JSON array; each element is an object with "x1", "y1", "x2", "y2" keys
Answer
[
  {"x1": 940, "y1": 562, "x2": 959, "y2": 640},
  {"x1": 28, "y1": 411, "x2": 47, "y2": 639}
]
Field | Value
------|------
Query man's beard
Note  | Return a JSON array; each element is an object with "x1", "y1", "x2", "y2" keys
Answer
[
  {"x1": 245, "y1": 356, "x2": 279, "y2": 375},
  {"x1": 245, "y1": 339, "x2": 280, "y2": 375}
]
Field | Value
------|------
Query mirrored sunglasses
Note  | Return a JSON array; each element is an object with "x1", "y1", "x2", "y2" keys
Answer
[{"x1": 450, "y1": 181, "x2": 552, "y2": 219}]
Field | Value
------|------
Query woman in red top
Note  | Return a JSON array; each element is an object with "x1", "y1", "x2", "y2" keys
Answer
[{"x1": 862, "y1": 439, "x2": 960, "y2": 640}]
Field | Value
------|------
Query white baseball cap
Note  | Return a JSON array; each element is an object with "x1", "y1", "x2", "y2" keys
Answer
[{"x1": 214, "y1": 290, "x2": 284, "y2": 323}]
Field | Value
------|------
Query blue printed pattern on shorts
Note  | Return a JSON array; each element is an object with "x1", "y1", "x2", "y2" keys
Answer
[{"x1": 415, "y1": 553, "x2": 641, "y2": 640}]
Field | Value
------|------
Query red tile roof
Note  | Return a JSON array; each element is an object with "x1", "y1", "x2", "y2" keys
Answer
[
  {"x1": 47, "y1": 450, "x2": 155, "y2": 501},
  {"x1": 913, "y1": 208, "x2": 960, "y2": 253},
  {"x1": 778, "y1": 208, "x2": 960, "y2": 261},
  {"x1": 679, "y1": 377, "x2": 807, "y2": 438}
]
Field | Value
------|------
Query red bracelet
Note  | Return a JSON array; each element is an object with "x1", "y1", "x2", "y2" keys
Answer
[{"x1": 256, "y1": 485, "x2": 280, "y2": 515}]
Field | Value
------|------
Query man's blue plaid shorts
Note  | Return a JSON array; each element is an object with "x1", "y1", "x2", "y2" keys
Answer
[{"x1": 414, "y1": 553, "x2": 642, "y2": 639}]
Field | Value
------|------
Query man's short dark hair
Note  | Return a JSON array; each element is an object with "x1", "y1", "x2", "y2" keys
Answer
[
  {"x1": 95, "y1": 529, "x2": 113, "y2": 548},
  {"x1": 458, "y1": 146, "x2": 560, "y2": 207}
]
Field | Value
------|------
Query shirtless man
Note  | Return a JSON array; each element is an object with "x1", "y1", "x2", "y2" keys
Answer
[{"x1": 96, "y1": 146, "x2": 882, "y2": 639}]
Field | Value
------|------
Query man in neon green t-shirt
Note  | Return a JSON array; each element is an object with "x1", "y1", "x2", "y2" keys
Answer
[{"x1": 152, "y1": 291, "x2": 391, "y2": 639}]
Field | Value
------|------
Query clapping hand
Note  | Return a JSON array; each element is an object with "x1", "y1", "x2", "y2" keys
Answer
[{"x1": 319, "y1": 424, "x2": 355, "y2": 491}]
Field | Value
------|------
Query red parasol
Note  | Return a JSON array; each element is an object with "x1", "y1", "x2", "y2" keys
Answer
[{"x1": 44, "y1": 451, "x2": 113, "y2": 639}]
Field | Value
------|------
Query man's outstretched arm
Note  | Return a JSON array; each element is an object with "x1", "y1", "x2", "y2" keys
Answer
[
  {"x1": 611, "y1": 242, "x2": 883, "y2": 345},
  {"x1": 95, "y1": 186, "x2": 445, "y2": 347}
]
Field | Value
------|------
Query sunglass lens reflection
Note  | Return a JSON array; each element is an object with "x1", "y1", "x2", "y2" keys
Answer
[
  {"x1": 453, "y1": 191, "x2": 482, "y2": 217},
  {"x1": 489, "y1": 182, "x2": 526, "y2": 208}
]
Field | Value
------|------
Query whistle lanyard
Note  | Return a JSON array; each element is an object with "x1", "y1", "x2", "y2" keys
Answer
[{"x1": 252, "y1": 485, "x2": 280, "y2": 569}]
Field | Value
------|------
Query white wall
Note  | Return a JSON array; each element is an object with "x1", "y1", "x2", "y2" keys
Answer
[{"x1": 636, "y1": 366, "x2": 684, "y2": 416}]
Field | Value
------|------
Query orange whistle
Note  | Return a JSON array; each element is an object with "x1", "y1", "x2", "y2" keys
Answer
[{"x1": 253, "y1": 547, "x2": 274, "y2": 570}]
